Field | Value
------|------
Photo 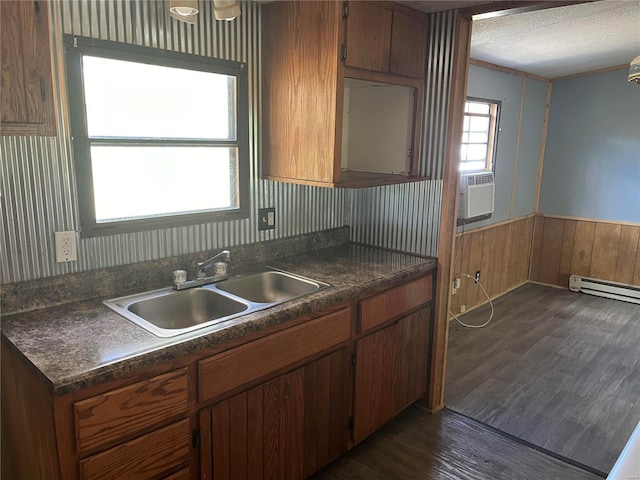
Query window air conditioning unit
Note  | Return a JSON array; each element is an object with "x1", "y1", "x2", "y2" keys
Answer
[{"x1": 459, "y1": 172, "x2": 495, "y2": 219}]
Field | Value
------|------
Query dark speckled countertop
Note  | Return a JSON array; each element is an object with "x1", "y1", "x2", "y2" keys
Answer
[{"x1": 1, "y1": 244, "x2": 437, "y2": 396}]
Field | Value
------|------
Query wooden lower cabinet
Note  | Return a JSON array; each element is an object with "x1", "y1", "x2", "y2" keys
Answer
[
  {"x1": 353, "y1": 306, "x2": 431, "y2": 444},
  {"x1": 79, "y1": 419, "x2": 191, "y2": 480},
  {"x1": 2, "y1": 274, "x2": 435, "y2": 479},
  {"x1": 200, "y1": 348, "x2": 351, "y2": 480}
]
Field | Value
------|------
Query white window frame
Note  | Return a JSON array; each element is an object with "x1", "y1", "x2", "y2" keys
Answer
[{"x1": 461, "y1": 98, "x2": 500, "y2": 173}]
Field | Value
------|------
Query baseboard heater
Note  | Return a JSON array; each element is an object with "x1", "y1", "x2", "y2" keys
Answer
[{"x1": 569, "y1": 275, "x2": 640, "y2": 305}]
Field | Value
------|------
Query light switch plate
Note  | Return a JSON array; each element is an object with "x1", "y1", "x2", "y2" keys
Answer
[{"x1": 258, "y1": 208, "x2": 276, "y2": 231}]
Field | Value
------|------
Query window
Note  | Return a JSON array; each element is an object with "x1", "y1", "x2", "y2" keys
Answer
[
  {"x1": 460, "y1": 99, "x2": 500, "y2": 172},
  {"x1": 65, "y1": 36, "x2": 249, "y2": 237}
]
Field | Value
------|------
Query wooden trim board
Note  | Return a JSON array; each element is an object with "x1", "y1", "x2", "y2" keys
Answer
[{"x1": 428, "y1": 13, "x2": 472, "y2": 411}]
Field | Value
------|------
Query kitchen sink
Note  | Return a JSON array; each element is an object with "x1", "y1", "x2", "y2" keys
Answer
[
  {"x1": 216, "y1": 270, "x2": 327, "y2": 303},
  {"x1": 105, "y1": 288, "x2": 250, "y2": 337},
  {"x1": 129, "y1": 289, "x2": 248, "y2": 329},
  {"x1": 104, "y1": 268, "x2": 329, "y2": 337}
]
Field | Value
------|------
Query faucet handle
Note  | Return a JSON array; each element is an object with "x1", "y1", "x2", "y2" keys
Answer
[{"x1": 214, "y1": 262, "x2": 227, "y2": 276}]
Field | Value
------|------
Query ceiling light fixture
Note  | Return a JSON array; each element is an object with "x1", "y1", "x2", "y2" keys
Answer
[
  {"x1": 170, "y1": 0, "x2": 198, "y2": 17},
  {"x1": 213, "y1": 0, "x2": 241, "y2": 21},
  {"x1": 169, "y1": 10, "x2": 197, "y2": 24},
  {"x1": 629, "y1": 55, "x2": 640, "y2": 84}
]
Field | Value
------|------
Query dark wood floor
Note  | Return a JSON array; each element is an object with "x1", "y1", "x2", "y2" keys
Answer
[
  {"x1": 313, "y1": 408, "x2": 601, "y2": 479},
  {"x1": 446, "y1": 282, "x2": 640, "y2": 475}
]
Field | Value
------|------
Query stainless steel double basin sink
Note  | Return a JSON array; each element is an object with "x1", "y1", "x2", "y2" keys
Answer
[{"x1": 104, "y1": 269, "x2": 329, "y2": 337}]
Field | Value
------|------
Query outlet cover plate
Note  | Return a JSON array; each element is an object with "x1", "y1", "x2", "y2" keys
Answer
[
  {"x1": 258, "y1": 208, "x2": 275, "y2": 231},
  {"x1": 55, "y1": 231, "x2": 78, "y2": 262}
]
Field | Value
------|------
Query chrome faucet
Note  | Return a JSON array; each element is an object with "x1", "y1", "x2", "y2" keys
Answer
[
  {"x1": 173, "y1": 250, "x2": 230, "y2": 290},
  {"x1": 197, "y1": 250, "x2": 230, "y2": 279}
]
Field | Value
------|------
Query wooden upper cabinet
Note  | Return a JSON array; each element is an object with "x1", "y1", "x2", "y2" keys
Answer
[
  {"x1": 346, "y1": 2, "x2": 427, "y2": 79},
  {"x1": 345, "y1": 2, "x2": 392, "y2": 73},
  {"x1": 0, "y1": 0, "x2": 57, "y2": 136},
  {"x1": 390, "y1": 10, "x2": 427, "y2": 78},
  {"x1": 261, "y1": 0, "x2": 343, "y2": 186},
  {"x1": 262, "y1": 1, "x2": 429, "y2": 188}
]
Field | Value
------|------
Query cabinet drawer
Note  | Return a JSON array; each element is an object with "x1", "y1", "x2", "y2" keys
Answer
[
  {"x1": 359, "y1": 275, "x2": 432, "y2": 332},
  {"x1": 199, "y1": 307, "x2": 351, "y2": 402},
  {"x1": 80, "y1": 418, "x2": 190, "y2": 480},
  {"x1": 74, "y1": 368, "x2": 188, "y2": 453}
]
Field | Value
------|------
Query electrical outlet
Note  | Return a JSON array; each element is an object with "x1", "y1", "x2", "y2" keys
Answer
[
  {"x1": 460, "y1": 304, "x2": 466, "y2": 313},
  {"x1": 258, "y1": 207, "x2": 276, "y2": 231},
  {"x1": 475, "y1": 271, "x2": 481, "y2": 282},
  {"x1": 55, "y1": 231, "x2": 78, "y2": 262}
]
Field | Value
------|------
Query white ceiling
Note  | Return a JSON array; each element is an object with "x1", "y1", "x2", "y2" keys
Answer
[{"x1": 399, "y1": 0, "x2": 640, "y2": 79}]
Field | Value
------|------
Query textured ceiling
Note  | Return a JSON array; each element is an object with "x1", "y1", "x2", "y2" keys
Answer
[
  {"x1": 471, "y1": 0, "x2": 640, "y2": 78},
  {"x1": 399, "y1": 0, "x2": 640, "y2": 79}
]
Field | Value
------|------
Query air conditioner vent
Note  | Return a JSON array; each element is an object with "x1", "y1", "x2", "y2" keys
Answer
[
  {"x1": 459, "y1": 172, "x2": 495, "y2": 219},
  {"x1": 468, "y1": 172, "x2": 494, "y2": 186}
]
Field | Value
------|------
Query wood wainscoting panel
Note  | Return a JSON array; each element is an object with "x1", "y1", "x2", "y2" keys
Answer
[
  {"x1": 451, "y1": 217, "x2": 534, "y2": 314},
  {"x1": 616, "y1": 225, "x2": 640, "y2": 285},
  {"x1": 570, "y1": 220, "x2": 596, "y2": 277},
  {"x1": 537, "y1": 217, "x2": 565, "y2": 285},
  {"x1": 589, "y1": 223, "x2": 623, "y2": 281},
  {"x1": 557, "y1": 219, "x2": 577, "y2": 288},
  {"x1": 530, "y1": 216, "x2": 640, "y2": 287}
]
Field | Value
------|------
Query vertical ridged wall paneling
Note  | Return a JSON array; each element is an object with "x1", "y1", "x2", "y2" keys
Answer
[
  {"x1": 350, "y1": 11, "x2": 457, "y2": 257},
  {"x1": 350, "y1": 181, "x2": 443, "y2": 257},
  {"x1": 421, "y1": 10, "x2": 456, "y2": 180},
  {"x1": 1, "y1": 0, "x2": 345, "y2": 284}
]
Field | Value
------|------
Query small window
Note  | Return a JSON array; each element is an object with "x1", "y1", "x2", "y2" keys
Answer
[
  {"x1": 65, "y1": 36, "x2": 249, "y2": 237},
  {"x1": 460, "y1": 99, "x2": 500, "y2": 173}
]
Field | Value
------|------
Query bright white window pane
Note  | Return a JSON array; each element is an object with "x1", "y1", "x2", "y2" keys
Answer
[
  {"x1": 91, "y1": 146, "x2": 237, "y2": 222},
  {"x1": 469, "y1": 131, "x2": 488, "y2": 143},
  {"x1": 469, "y1": 116, "x2": 489, "y2": 132},
  {"x1": 466, "y1": 144, "x2": 487, "y2": 161},
  {"x1": 466, "y1": 102, "x2": 490, "y2": 114},
  {"x1": 82, "y1": 56, "x2": 236, "y2": 140},
  {"x1": 460, "y1": 160, "x2": 486, "y2": 172},
  {"x1": 460, "y1": 144, "x2": 468, "y2": 160}
]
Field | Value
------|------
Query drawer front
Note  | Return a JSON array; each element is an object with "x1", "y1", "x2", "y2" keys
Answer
[
  {"x1": 80, "y1": 418, "x2": 190, "y2": 480},
  {"x1": 199, "y1": 307, "x2": 351, "y2": 403},
  {"x1": 359, "y1": 274, "x2": 432, "y2": 332},
  {"x1": 75, "y1": 368, "x2": 188, "y2": 453}
]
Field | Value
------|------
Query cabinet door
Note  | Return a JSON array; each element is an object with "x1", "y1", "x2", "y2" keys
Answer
[
  {"x1": 345, "y1": 2, "x2": 392, "y2": 73},
  {"x1": 261, "y1": 0, "x2": 343, "y2": 185},
  {"x1": 0, "y1": 0, "x2": 56, "y2": 136},
  {"x1": 353, "y1": 307, "x2": 431, "y2": 444},
  {"x1": 202, "y1": 348, "x2": 350, "y2": 480},
  {"x1": 390, "y1": 11, "x2": 427, "y2": 78}
]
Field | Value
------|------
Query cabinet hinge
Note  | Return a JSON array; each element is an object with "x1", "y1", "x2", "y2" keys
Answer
[
  {"x1": 192, "y1": 429, "x2": 201, "y2": 449},
  {"x1": 340, "y1": 44, "x2": 348, "y2": 63},
  {"x1": 342, "y1": 1, "x2": 349, "y2": 18},
  {"x1": 351, "y1": 352, "x2": 356, "y2": 367},
  {"x1": 348, "y1": 416, "x2": 354, "y2": 431}
]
